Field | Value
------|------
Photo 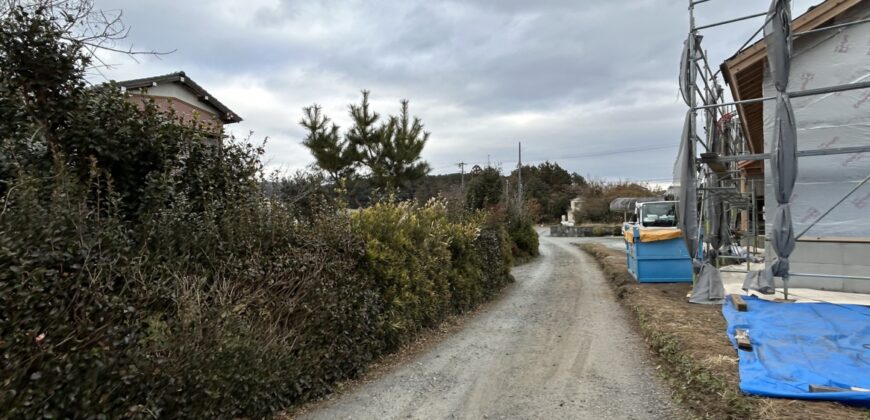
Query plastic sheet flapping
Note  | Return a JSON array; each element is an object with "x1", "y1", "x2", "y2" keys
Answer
[
  {"x1": 679, "y1": 34, "x2": 702, "y2": 107},
  {"x1": 675, "y1": 111, "x2": 699, "y2": 268},
  {"x1": 691, "y1": 172, "x2": 727, "y2": 304},
  {"x1": 692, "y1": 171, "x2": 729, "y2": 304},
  {"x1": 677, "y1": 31, "x2": 724, "y2": 304},
  {"x1": 723, "y1": 296, "x2": 870, "y2": 406},
  {"x1": 746, "y1": 0, "x2": 796, "y2": 289}
]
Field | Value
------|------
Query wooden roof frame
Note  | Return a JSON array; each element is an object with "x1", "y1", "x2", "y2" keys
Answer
[{"x1": 720, "y1": 0, "x2": 862, "y2": 162}]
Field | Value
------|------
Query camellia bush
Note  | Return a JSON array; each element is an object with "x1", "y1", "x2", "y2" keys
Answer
[{"x1": 352, "y1": 200, "x2": 513, "y2": 349}]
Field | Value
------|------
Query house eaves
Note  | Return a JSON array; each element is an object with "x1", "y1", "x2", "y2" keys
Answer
[{"x1": 116, "y1": 71, "x2": 243, "y2": 124}]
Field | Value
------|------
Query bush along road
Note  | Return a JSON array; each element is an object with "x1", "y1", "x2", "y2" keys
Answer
[{"x1": 302, "y1": 232, "x2": 683, "y2": 419}]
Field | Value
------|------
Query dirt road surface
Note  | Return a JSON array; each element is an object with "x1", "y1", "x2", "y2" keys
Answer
[{"x1": 302, "y1": 232, "x2": 681, "y2": 419}]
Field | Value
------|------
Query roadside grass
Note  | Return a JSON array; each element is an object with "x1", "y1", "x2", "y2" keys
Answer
[{"x1": 579, "y1": 243, "x2": 869, "y2": 420}]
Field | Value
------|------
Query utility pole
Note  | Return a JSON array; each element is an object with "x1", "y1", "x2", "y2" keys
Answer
[
  {"x1": 457, "y1": 162, "x2": 466, "y2": 190},
  {"x1": 517, "y1": 142, "x2": 523, "y2": 207},
  {"x1": 504, "y1": 178, "x2": 510, "y2": 208}
]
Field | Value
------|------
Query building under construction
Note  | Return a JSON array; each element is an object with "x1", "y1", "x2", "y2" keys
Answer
[{"x1": 677, "y1": 0, "x2": 870, "y2": 297}]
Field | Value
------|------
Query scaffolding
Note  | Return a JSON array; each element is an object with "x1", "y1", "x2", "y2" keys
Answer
[{"x1": 679, "y1": 0, "x2": 870, "y2": 300}]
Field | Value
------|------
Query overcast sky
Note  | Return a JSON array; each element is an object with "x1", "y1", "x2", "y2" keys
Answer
[{"x1": 92, "y1": 0, "x2": 819, "y2": 185}]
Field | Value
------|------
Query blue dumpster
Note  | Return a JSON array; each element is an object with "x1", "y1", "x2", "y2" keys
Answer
[{"x1": 624, "y1": 225, "x2": 693, "y2": 283}]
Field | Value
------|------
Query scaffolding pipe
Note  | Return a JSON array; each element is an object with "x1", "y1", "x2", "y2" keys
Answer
[
  {"x1": 711, "y1": 145, "x2": 870, "y2": 162},
  {"x1": 719, "y1": 269, "x2": 870, "y2": 281},
  {"x1": 712, "y1": 15, "x2": 773, "y2": 79},
  {"x1": 793, "y1": 79, "x2": 870, "y2": 99},
  {"x1": 694, "y1": 63, "x2": 715, "y2": 97},
  {"x1": 692, "y1": 79, "x2": 870, "y2": 110},
  {"x1": 751, "y1": 180, "x2": 758, "y2": 254},
  {"x1": 695, "y1": 12, "x2": 767, "y2": 31},
  {"x1": 681, "y1": 0, "x2": 870, "y2": 300},
  {"x1": 748, "y1": 179, "x2": 755, "y2": 271},
  {"x1": 789, "y1": 272, "x2": 870, "y2": 281},
  {"x1": 794, "y1": 17, "x2": 870, "y2": 37}
]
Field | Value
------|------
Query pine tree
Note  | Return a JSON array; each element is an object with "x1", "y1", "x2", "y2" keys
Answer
[
  {"x1": 344, "y1": 90, "x2": 383, "y2": 183},
  {"x1": 299, "y1": 104, "x2": 353, "y2": 182},
  {"x1": 301, "y1": 91, "x2": 430, "y2": 191},
  {"x1": 376, "y1": 99, "x2": 431, "y2": 189}
]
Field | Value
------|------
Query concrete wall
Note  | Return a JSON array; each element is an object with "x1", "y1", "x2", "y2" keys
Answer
[
  {"x1": 767, "y1": 240, "x2": 870, "y2": 294},
  {"x1": 550, "y1": 225, "x2": 620, "y2": 238}
]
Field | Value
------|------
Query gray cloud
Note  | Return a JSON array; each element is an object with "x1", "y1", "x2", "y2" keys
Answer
[{"x1": 92, "y1": 0, "x2": 820, "y2": 183}]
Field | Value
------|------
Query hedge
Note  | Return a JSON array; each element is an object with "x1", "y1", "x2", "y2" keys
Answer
[{"x1": 0, "y1": 7, "x2": 524, "y2": 416}]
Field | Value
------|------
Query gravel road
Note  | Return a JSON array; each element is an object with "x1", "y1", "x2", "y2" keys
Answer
[{"x1": 302, "y1": 231, "x2": 681, "y2": 419}]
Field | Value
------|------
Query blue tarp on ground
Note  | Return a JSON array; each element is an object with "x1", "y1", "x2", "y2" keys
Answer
[{"x1": 722, "y1": 295, "x2": 870, "y2": 406}]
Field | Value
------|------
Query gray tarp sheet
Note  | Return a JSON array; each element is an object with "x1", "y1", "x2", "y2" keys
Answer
[
  {"x1": 608, "y1": 197, "x2": 662, "y2": 213},
  {"x1": 705, "y1": 88, "x2": 721, "y2": 153},
  {"x1": 675, "y1": 111, "x2": 699, "y2": 266},
  {"x1": 678, "y1": 32, "x2": 724, "y2": 304},
  {"x1": 690, "y1": 264, "x2": 725, "y2": 304},
  {"x1": 691, "y1": 172, "x2": 727, "y2": 304},
  {"x1": 679, "y1": 34, "x2": 702, "y2": 107},
  {"x1": 745, "y1": 0, "x2": 796, "y2": 292}
]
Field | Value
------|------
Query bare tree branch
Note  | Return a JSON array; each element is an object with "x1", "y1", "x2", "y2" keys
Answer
[{"x1": 2, "y1": 0, "x2": 174, "y2": 78}]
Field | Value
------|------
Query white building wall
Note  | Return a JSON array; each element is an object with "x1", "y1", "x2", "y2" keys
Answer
[
  {"x1": 762, "y1": 3, "x2": 870, "y2": 292},
  {"x1": 145, "y1": 83, "x2": 220, "y2": 116}
]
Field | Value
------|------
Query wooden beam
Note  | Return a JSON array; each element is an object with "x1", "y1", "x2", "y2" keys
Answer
[
  {"x1": 809, "y1": 384, "x2": 850, "y2": 393},
  {"x1": 730, "y1": 294, "x2": 748, "y2": 312},
  {"x1": 724, "y1": 72, "x2": 755, "y2": 153},
  {"x1": 735, "y1": 328, "x2": 752, "y2": 351},
  {"x1": 793, "y1": 0, "x2": 861, "y2": 33}
]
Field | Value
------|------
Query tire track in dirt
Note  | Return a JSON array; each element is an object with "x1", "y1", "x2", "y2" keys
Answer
[{"x1": 302, "y1": 232, "x2": 682, "y2": 419}]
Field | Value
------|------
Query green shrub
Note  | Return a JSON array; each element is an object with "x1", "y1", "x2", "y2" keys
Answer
[
  {"x1": 474, "y1": 217, "x2": 515, "y2": 297},
  {"x1": 507, "y1": 212, "x2": 540, "y2": 260},
  {"x1": 465, "y1": 166, "x2": 503, "y2": 210},
  {"x1": 445, "y1": 211, "x2": 512, "y2": 312},
  {"x1": 352, "y1": 199, "x2": 512, "y2": 349},
  {"x1": 0, "y1": 166, "x2": 384, "y2": 418},
  {"x1": 1, "y1": 168, "x2": 515, "y2": 418},
  {"x1": 0, "y1": 174, "x2": 150, "y2": 417},
  {"x1": 0, "y1": 7, "x2": 516, "y2": 417},
  {"x1": 138, "y1": 200, "x2": 383, "y2": 417}
]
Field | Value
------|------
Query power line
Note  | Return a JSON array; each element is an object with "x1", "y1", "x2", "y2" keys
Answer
[
  {"x1": 552, "y1": 144, "x2": 678, "y2": 161},
  {"x1": 432, "y1": 143, "x2": 679, "y2": 171}
]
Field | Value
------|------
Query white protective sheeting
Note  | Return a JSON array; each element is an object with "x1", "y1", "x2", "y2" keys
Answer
[{"x1": 762, "y1": 3, "x2": 870, "y2": 240}]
